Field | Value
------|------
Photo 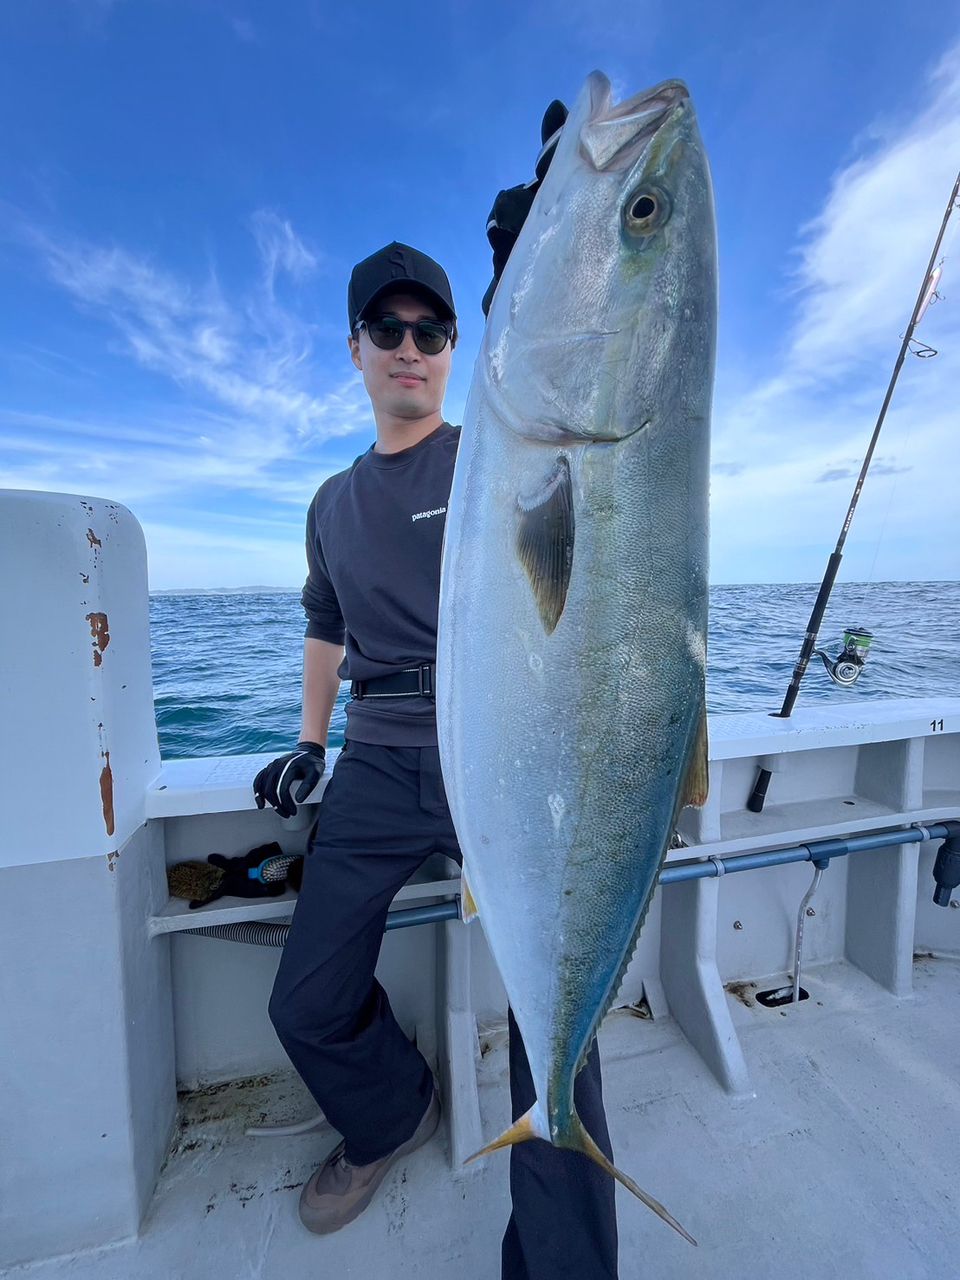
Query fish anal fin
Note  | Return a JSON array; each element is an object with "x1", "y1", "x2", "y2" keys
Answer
[
  {"x1": 680, "y1": 702, "x2": 709, "y2": 809},
  {"x1": 460, "y1": 868, "x2": 479, "y2": 923},
  {"x1": 515, "y1": 454, "x2": 574, "y2": 635},
  {"x1": 465, "y1": 1105, "x2": 542, "y2": 1163},
  {"x1": 571, "y1": 1116, "x2": 698, "y2": 1246}
]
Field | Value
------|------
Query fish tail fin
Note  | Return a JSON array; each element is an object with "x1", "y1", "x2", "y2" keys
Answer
[
  {"x1": 465, "y1": 1104, "x2": 546, "y2": 1163},
  {"x1": 570, "y1": 1114, "x2": 698, "y2": 1247}
]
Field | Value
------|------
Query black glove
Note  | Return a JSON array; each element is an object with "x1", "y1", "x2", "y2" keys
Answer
[
  {"x1": 481, "y1": 98, "x2": 568, "y2": 317},
  {"x1": 253, "y1": 741, "x2": 326, "y2": 819}
]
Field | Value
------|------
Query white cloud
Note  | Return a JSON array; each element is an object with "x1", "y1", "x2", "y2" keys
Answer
[
  {"x1": 0, "y1": 402, "x2": 365, "y2": 511},
  {"x1": 250, "y1": 210, "x2": 320, "y2": 296},
  {"x1": 712, "y1": 43, "x2": 960, "y2": 583},
  {"x1": 30, "y1": 226, "x2": 349, "y2": 441},
  {"x1": 1, "y1": 210, "x2": 373, "y2": 543}
]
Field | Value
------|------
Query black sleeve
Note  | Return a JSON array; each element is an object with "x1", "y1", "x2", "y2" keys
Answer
[{"x1": 301, "y1": 490, "x2": 346, "y2": 644}]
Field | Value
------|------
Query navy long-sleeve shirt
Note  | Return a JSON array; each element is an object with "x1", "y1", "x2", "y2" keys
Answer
[{"x1": 301, "y1": 422, "x2": 460, "y2": 746}]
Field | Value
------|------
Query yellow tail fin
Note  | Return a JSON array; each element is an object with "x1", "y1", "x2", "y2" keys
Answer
[
  {"x1": 573, "y1": 1116, "x2": 698, "y2": 1247},
  {"x1": 465, "y1": 1105, "x2": 542, "y2": 1162},
  {"x1": 466, "y1": 1105, "x2": 697, "y2": 1247}
]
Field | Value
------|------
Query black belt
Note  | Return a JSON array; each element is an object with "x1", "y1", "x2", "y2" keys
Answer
[{"x1": 350, "y1": 664, "x2": 435, "y2": 701}]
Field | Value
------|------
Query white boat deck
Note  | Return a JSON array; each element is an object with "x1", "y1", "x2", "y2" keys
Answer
[
  {"x1": 13, "y1": 954, "x2": 957, "y2": 1280},
  {"x1": 4, "y1": 497, "x2": 959, "y2": 1276}
]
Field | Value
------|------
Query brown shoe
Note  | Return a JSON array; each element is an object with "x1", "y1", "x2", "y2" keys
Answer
[{"x1": 298, "y1": 1088, "x2": 441, "y2": 1235}]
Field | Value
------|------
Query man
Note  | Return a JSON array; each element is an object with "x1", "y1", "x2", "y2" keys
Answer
[{"x1": 255, "y1": 114, "x2": 619, "y2": 1280}]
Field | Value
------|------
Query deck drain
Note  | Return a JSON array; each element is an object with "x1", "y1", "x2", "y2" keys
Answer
[{"x1": 756, "y1": 985, "x2": 809, "y2": 1008}]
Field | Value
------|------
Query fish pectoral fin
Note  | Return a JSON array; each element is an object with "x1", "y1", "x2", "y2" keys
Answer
[
  {"x1": 460, "y1": 868, "x2": 480, "y2": 923},
  {"x1": 515, "y1": 454, "x2": 575, "y2": 635},
  {"x1": 680, "y1": 701, "x2": 709, "y2": 809},
  {"x1": 465, "y1": 1106, "x2": 543, "y2": 1163},
  {"x1": 571, "y1": 1117, "x2": 698, "y2": 1247}
]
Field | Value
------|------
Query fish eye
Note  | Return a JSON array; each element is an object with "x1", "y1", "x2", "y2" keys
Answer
[{"x1": 624, "y1": 186, "x2": 671, "y2": 236}]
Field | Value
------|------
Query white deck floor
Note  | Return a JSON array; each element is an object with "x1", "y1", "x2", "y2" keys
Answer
[{"x1": 11, "y1": 955, "x2": 958, "y2": 1280}]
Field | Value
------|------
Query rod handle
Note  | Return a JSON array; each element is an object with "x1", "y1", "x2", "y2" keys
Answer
[{"x1": 747, "y1": 767, "x2": 772, "y2": 813}]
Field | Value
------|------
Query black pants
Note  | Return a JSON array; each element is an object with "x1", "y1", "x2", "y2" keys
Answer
[{"x1": 268, "y1": 741, "x2": 619, "y2": 1279}]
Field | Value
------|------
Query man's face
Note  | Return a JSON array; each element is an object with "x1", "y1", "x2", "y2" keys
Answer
[{"x1": 349, "y1": 291, "x2": 452, "y2": 421}]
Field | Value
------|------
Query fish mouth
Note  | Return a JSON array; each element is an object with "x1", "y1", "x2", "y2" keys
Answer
[
  {"x1": 607, "y1": 79, "x2": 689, "y2": 121},
  {"x1": 581, "y1": 78, "x2": 689, "y2": 172}
]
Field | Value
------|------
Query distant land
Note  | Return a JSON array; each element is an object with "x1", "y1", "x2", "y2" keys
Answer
[{"x1": 151, "y1": 586, "x2": 297, "y2": 596}]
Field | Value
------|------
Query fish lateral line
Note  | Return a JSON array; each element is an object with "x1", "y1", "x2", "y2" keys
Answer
[{"x1": 466, "y1": 1103, "x2": 697, "y2": 1247}]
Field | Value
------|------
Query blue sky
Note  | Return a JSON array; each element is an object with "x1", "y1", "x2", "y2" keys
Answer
[{"x1": 1, "y1": 1, "x2": 958, "y2": 587}]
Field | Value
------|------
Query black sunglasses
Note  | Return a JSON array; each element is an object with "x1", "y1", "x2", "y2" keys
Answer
[{"x1": 356, "y1": 315, "x2": 453, "y2": 356}]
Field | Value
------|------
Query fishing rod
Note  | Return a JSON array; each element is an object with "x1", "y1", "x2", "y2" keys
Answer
[{"x1": 747, "y1": 168, "x2": 960, "y2": 814}]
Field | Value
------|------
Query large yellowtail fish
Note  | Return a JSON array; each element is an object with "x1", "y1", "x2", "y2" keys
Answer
[{"x1": 436, "y1": 72, "x2": 715, "y2": 1245}]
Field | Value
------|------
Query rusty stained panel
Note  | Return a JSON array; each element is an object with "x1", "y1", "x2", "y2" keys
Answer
[
  {"x1": 86, "y1": 611, "x2": 110, "y2": 667},
  {"x1": 100, "y1": 749, "x2": 115, "y2": 837},
  {"x1": 86, "y1": 529, "x2": 102, "y2": 549}
]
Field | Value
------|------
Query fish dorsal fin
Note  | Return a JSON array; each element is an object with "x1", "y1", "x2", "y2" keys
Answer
[
  {"x1": 460, "y1": 867, "x2": 480, "y2": 923},
  {"x1": 680, "y1": 701, "x2": 709, "y2": 809},
  {"x1": 515, "y1": 454, "x2": 575, "y2": 635}
]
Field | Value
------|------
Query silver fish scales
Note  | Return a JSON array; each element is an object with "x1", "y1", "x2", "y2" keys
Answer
[{"x1": 437, "y1": 72, "x2": 716, "y2": 1246}]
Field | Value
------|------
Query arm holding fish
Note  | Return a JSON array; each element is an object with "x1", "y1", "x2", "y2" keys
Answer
[{"x1": 481, "y1": 98, "x2": 568, "y2": 315}]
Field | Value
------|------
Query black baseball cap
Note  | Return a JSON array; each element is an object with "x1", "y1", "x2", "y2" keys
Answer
[{"x1": 348, "y1": 242, "x2": 456, "y2": 333}]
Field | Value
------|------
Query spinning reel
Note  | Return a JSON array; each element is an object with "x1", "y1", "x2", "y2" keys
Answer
[{"x1": 813, "y1": 626, "x2": 873, "y2": 687}]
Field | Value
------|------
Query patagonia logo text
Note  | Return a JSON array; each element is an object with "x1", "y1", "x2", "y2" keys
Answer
[{"x1": 411, "y1": 506, "x2": 447, "y2": 523}]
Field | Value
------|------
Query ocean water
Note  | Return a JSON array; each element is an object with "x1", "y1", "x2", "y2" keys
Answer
[{"x1": 150, "y1": 581, "x2": 960, "y2": 760}]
